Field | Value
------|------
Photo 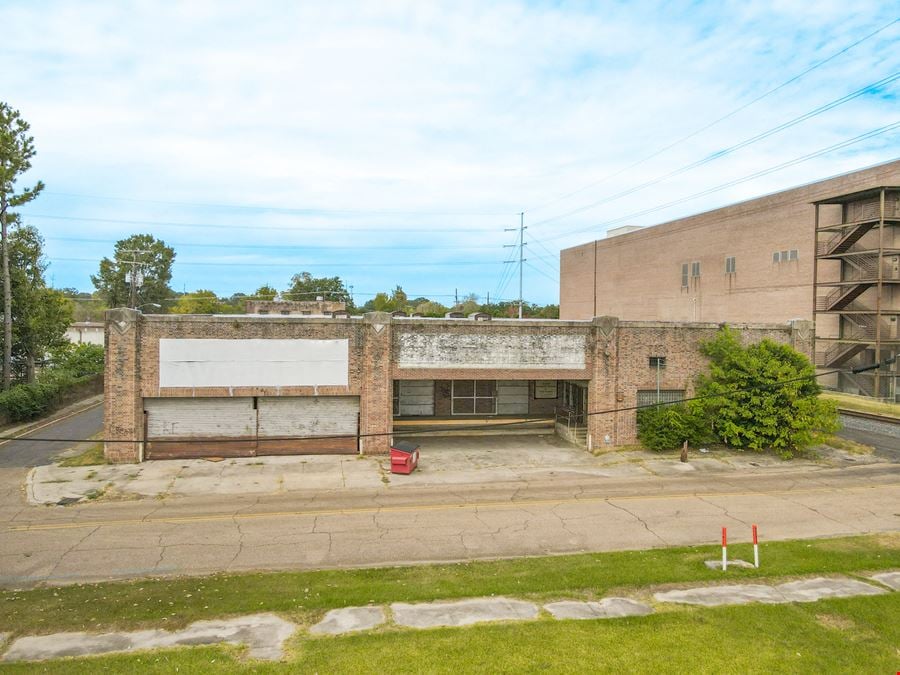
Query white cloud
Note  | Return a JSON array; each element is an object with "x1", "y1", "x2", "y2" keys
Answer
[{"x1": 1, "y1": 0, "x2": 898, "y2": 303}]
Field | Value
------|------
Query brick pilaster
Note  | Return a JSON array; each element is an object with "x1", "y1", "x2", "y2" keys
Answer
[
  {"x1": 790, "y1": 319, "x2": 815, "y2": 361},
  {"x1": 104, "y1": 308, "x2": 144, "y2": 463},
  {"x1": 587, "y1": 316, "x2": 619, "y2": 451},
  {"x1": 360, "y1": 312, "x2": 393, "y2": 454}
]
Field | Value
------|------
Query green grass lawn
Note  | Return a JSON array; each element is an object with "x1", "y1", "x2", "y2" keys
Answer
[
  {"x1": 1, "y1": 534, "x2": 898, "y2": 638},
  {"x1": 1, "y1": 593, "x2": 897, "y2": 673},
  {"x1": 821, "y1": 390, "x2": 900, "y2": 418}
]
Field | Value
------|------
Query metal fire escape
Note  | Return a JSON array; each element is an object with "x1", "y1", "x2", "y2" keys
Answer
[{"x1": 813, "y1": 187, "x2": 900, "y2": 398}]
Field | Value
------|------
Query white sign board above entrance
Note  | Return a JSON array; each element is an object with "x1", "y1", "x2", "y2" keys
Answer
[
  {"x1": 397, "y1": 333, "x2": 586, "y2": 370},
  {"x1": 159, "y1": 339, "x2": 349, "y2": 388}
]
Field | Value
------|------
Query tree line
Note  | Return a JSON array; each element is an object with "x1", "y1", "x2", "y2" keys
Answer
[{"x1": 0, "y1": 102, "x2": 558, "y2": 387}]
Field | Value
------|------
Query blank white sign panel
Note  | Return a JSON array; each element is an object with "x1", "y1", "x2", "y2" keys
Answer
[{"x1": 159, "y1": 339, "x2": 349, "y2": 388}]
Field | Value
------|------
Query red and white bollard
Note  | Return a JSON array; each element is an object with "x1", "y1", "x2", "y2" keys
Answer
[
  {"x1": 721, "y1": 526, "x2": 728, "y2": 571},
  {"x1": 752, "y1": 524, "x2": 759, "y2": 568}
]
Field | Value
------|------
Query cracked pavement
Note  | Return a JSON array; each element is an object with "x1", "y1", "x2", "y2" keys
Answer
[{"x1": 1, "y1": 410, "x2": 899, "y2": 588}]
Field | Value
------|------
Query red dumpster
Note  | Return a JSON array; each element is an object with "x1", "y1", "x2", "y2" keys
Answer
[{"x1": 390, "y1": 441, "x2": 419, "y2": 475}]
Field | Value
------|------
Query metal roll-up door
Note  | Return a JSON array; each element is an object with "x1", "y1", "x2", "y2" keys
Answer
[
  {"x1": 144, "y1": 397, "x2": 257, "y2": 459},
  {"x1": 398, "y1": 380, "x2": 434, "y2": 416},
  {"x1": 257, "y1": 396, "x2": 359, "y2": 455},
  {"x1": 496, "y1": 380, "x2": 529, "y2": 414}
]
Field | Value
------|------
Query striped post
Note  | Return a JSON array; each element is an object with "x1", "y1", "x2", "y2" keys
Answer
[
  {"x1": 721, "y1": 526, "x2": 727, "y2": 571},
  {"x1": 752, "y1": 524, "x2": 759, "y2": 568}
]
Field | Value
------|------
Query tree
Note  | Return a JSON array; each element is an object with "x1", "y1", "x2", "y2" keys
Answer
[
  {"x1": 284, "y1": 272, "x2": 354, "y2": 310},
  {"x1": 413, "y1": 300, "x2": 448, "y2": 317},
  {"x1": 170, "y1": 290, "x2": 225, "y2": 314},
  {"x1": 0, "y1": 225, "x2": 72, "y2": 382},
  {"x1": 694, "y1": 326, "x2": 838, "y2": 457},
  {"x1": 91, "y1": 234, "x2": 175, "y2": 309},
  {"x1": 0, "y1": 102, "x2": 45, "y2": 389},
  {"x1": 254, "y1": 284, "x2": 278, "y2": 301}
]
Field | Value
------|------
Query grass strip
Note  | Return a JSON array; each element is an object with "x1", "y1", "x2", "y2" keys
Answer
[
  {"x1": 0, "y1": 594, "x2": 897, "y2": 673},
  {"x1": 821, "y1": 390, "x2": 900, "y2": 418},
  {"x1": 1, "y1": 533, "x2": 897, "y2": 637}
]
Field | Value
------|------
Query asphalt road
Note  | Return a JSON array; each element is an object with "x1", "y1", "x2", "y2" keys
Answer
[
  {"x1": 0, "y1": 405, "x2": 897, "y2": 589},
  {"x1": 836, "y1": 426, "x2": 900, "y2": 462},
  {"x1": 0, "y1": 403, "x2": 103, "y2": 469}
]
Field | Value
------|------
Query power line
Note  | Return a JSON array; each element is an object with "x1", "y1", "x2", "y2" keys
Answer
[
  {"x1": 530, "y1": 70, "x2": 900, "y2": 228},
  {"x1": 41, "y1": 191, "x2": 517, "y2": 218},
  {"x1": 6, "y1": 360, "x2": 890, "y2": 445},
  {"x1": 48, "y1": 257, "x2": 519, "y2": 269},
  {"x1": 525, "y1": 17, "x2": 900, "y2": 214},
  {"x1": 20, "y1": 213, "x2": 502, "y2": 235},
  {"x1": 535, "y1": 120, "x2": 900, "y2": 244},
  {"x1": 42, "y1": 235, "x2": 511, "y2": 253}
]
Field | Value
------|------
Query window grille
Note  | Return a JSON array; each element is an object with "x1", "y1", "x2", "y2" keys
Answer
[{"x1": 636, "y1": 389, "x2": 685, "y2": 408}]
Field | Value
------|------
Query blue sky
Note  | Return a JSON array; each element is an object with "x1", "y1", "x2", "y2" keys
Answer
[{"x1": 2, "y1": 1, "x2": 898, "y2": 306}]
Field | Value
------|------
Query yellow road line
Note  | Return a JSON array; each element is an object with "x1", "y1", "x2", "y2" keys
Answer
[
  {"x1": 0, "y1": 401, "x2": 103, "y2": 448},
  {"x1": 6, "y1": 482, "x2": 898, "y2": 532}
]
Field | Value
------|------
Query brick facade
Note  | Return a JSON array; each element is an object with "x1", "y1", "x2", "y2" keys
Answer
[
  {"x1": 104, "y1": 312, "x2": 810, "y2": 462},
  {"x1": 560, "y1": 160, "x2": 900, "y2": 327}
]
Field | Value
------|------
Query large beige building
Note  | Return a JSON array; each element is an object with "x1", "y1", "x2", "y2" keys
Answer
[{"x1": 560, "y1": 159, "x2": 900, "y2": 397}]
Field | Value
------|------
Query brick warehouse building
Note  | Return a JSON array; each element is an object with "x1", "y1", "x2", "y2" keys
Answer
[
  {"x1": 103, "y1": 309, "x2": 811, "y2": 462},
  {"x1": 560, "y1": 159, "x2": 900, "y2": 398}
]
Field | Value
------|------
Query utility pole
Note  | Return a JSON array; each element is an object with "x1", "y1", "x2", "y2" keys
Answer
[
  {"x1": 121, "y1": 249, "x2": 152, "y2": 309},
  {"x1": 504, "y1": 212, "x2": 527, "y2": 319}
]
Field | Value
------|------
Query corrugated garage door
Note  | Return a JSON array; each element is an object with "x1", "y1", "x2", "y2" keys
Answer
[
  {"x1": 398, "y1": 381, "x2": 434, "y2": 416},
  {"x1": 496, "y1": 380, "x2": 529, "y2": 415},
  {"x1": 144, "y1": 396, "x2": 359, "y2": 459},
  {"x1": 145, "y1": 397, "x2": 257, "y2": 459},
  {"x1": 257, "y1": 396, "x2": 359, "y2": 455}
]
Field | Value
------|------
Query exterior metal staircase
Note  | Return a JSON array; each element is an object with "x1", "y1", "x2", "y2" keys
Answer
[{"x1": 817, "y1": 222, "x2": 875, "y2": 256}]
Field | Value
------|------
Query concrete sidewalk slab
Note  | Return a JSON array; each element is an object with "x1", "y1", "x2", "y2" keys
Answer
[
  {"x1": 544, "y1": 598, "x2": 653, "y2": 620},
  {"x1": 869, "y1": 571, "x2": 900, "y2": 590},
  {"x1": 776, "y1": 577, "x2": 886, "y2": 602},
  {"x1": 1, "y1": 613, "x2": 296, "y2": 663},
  {"x1": 654, "y1": 584, "x2": 787, "y2": 606},
  {"x1": 391, "y1": 598, "x2": 539, "y2": 628},
  {"x1": 310, "y1": 606, "x2": 386, "y2": 635}
]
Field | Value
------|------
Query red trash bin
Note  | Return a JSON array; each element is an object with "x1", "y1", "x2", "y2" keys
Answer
[{"x1": 390, "y1": 441, "x2": 419, "y2": 475}]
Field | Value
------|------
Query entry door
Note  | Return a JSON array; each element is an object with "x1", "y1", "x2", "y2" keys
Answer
[{"x1": 496, "y1": 380, "x2": 529, "y2": 414}]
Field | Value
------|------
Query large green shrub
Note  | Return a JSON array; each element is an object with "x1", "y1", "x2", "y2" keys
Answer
[
  {"x1": 695, "y1": 327, "x2": 839, "y2": 458},
  {"x1": 636, "y1": 402, "x2": 711, "y2": 451}
]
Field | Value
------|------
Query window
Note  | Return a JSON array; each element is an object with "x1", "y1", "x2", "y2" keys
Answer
[
  {"x1": 691, "y1": 261, "x2": 701, "y2": 277},
  {"x1": 649, "y1": 356, "x2": 666, "y2": 369},
  {"x1": 681, "y1": 263, "x2": 689, "y2": 288},
  {"x1": 451, "y1": 380, "x2": 496, "y2": 415},
  {"x1": 258, "y1": 310, "x2": 269, "y2": 315},
  {"x1": 636, "y1": 389, "x2": 685, "y2": 408},
  {"x1": 725, "y1": 256, "x2": 736, "y2": 274},
  {"x1": 774, "y1": 250, "x2": 799, "y2": 264},
  {"x1": 301, "y1": 310, "x2": 312, "y2": 315},
  {"x1": 392, "y1": 381, "x2": 400, "y2": 416},
  {"x1": 280, "y1": 310, "x2": 291, "y2": 315}
]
